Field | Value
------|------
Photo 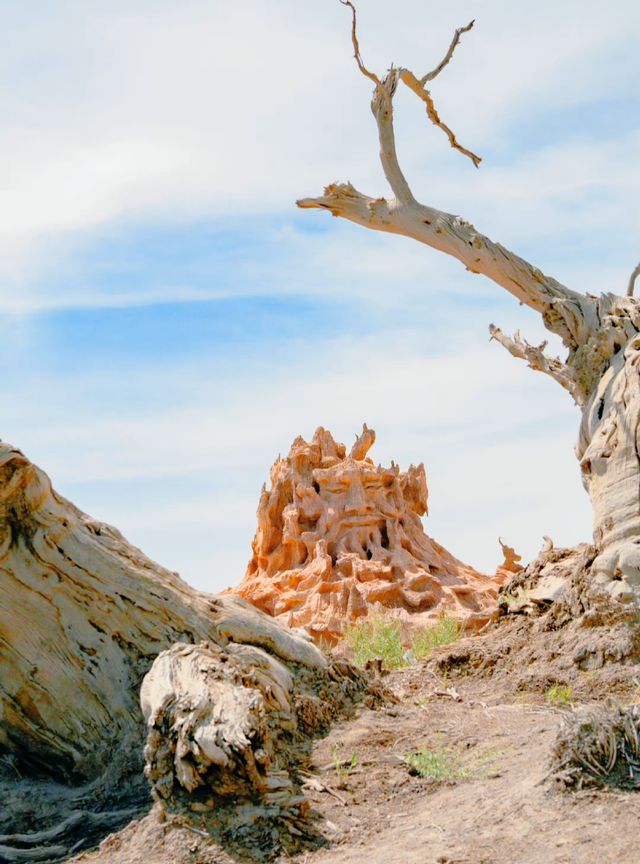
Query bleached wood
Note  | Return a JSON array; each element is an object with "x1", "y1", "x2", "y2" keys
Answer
[
  {"x1": 298, "y1": 3, "x2": 640, "y2": 600},
  {"x1": 1, "y1": 441, "x2": 357, "y2": 858},
  {"x1": 489, "y1": 325, "x2": 578, "y2": 401},
  {"x1": 628, "y1": 261, "x2": 640, "y2": 297},
  {"x1": 0, "y1": 441, "x2": 324, "y2": 782},
  {"x1": 141, "y1": 642, "x2": 302, "y2": 812},
  {"x1": 141, "y1": 636, "x2": 372, "y2": 828}
]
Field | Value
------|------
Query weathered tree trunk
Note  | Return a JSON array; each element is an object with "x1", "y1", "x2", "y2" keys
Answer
[
  {"x1": 576, "y1": 331, "x2": 640, "y2": 594},
  {"x1": 298, "y1": 8, "x2": 640, "y2": 598},
  {"x1": 0, "y1": 441, "x2": 323, "y2": 783},
  {"x1": 0, "y1": 440, "x2": 365, "y2": 861},
  {"x1": 140, "y1": 639, "x2": 372, "y2": 842}
]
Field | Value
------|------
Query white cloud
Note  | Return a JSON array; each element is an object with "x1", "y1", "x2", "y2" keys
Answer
[
  {"x1": 7, "y1": 326, "x2": 591, "y2": 591},
  {"x1": 0, "y1": 0, "x2": 638, "y2": 292},
  {"x1": 0, "y1": 0, "x2": 630, "y2": 592}
]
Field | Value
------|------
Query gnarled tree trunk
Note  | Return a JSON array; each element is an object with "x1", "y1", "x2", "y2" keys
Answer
[
  {"x1": 298, "y1": 6, "x2": 640, "y2": 599},
  {"x1": 0, "y1": 440, "x2": 369, "y2": 860},
  {"x1": 0, "y1": 441, "x2": 323, "y2": 782}
]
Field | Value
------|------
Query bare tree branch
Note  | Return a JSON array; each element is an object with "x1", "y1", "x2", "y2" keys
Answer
[
  {"x1": 340, "y1": 0, "x2": 382, "y2": 88},
  {"x1": 301, "y1": 4, "x2": 640, "y2": 596},
  {"x1": 340, "y1": 1, "x2": 480, "y2": 167},
  {"x1": 627, "y1": 261, "x2": 640, "y2": 297},
  {"x1": 297, "y1": 183, "x2": 591, "y2": 338},
  {"x1": 372, "y1": 68, "x2": 417, "y2": 205},
  {"x1": 298, "y1": 3, "x2": 597, "y2": 349},
  {"x1": 398, "y1": 68, "x2": 482, "y2": 167},
  {"x1": 489, "y1": 324, "x2": 579, "y2": 403},
  {"x1": 420, "y1": 19, "x2": 475, "y2": 84}
]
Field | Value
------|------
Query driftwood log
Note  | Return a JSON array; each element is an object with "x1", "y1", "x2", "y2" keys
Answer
[
  {"x1": 141, "y1": 640, "x2": 371, "y2": 826},
  {"x1": 0, "y1": 441, "x2": 322, "y2": 781},
  {"x1": 0, "y1": 441, "x2": 372, "y2": 861}
]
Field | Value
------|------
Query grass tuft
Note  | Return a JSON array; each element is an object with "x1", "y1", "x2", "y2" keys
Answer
[
  {"x1": 404, "y1": 745, "x2": 469, "y2": 781},
  {"x1": 546, "y1": 684, "x2": 573, "y2": 709},
  {"x1": 404, "y1": 743, "x2": 504, "y2": 782},
  {"x1": 331, "y1": 746, "x2": 358, "y2": 779},
  {"x1": 344, "y1": 613, "x2": 405, "y2": 669},
  {"x1": 344, "y1": 613, "x2": 462, "y2": 669},
  {"x1": 410, "y1": 616, "x2": 461, "y2": 660}
]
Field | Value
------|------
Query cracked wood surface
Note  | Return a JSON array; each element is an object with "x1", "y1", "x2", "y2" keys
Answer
[
  {"x1": 0, "y1": 441, "x2": 325, "y2": 783},
  {"x1": 298, "y1": 4, "x2": 640, "y2": 601}
]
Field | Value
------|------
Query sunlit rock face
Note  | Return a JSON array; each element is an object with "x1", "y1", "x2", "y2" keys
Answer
[{"x1": 235, "y1": 425, "x2": 504, "y2": 641}]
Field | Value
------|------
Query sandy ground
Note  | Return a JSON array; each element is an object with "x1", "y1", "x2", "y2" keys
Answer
[
  {"x1": 302, "y1": 669, "x2": 638, "y2": 864},
  {"x1": 71, "y1": 661, "x2": 640, "y2": 864}
]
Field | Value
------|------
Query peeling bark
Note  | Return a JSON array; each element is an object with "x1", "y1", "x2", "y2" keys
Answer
[
  {"x1": 298, "y1": 5, "x2": 640, "y2": 599},
  {"x1": 140, "y1": 640, "x2": 372, "y2": 829}
]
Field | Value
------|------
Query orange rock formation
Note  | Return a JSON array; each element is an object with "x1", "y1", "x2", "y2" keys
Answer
[{"x1": 236, "y1": 425, "x2": 505, "y2": 641}]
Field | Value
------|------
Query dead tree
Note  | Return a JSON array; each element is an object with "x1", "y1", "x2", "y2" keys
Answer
[
  {"x1": 298, "y1": 3, "x2": 640, "y2": 600},
  {"x1": 0, "y1": 440, "x2": 368, "y2": 859}
]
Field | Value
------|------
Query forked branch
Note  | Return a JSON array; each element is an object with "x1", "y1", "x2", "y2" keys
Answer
[
  {"x1": 489, "y1": 325, "x2": 579, "y2": 403},
  {"x1": 297, "y1": 2, "x2": 595, "y2": 352},
  {"x1": 340, "y1": 0, "x2": 479, "y2": 166}
]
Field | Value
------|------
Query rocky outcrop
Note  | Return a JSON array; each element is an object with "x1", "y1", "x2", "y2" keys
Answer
[
  {"x1": 433, "y1": 540, "x2": 640, "y2": 698},
  {"x1": 235, "y1": 425, "x2": 504, "y2": 640}
]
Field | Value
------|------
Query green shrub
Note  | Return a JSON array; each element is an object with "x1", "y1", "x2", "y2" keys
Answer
[
  {"x1": 410, "y1": 616, "x2": 461, "y2": 660},
  {"x1": 404, "y1": 745, "x2": 468, "y2": 780},
  {"x1": 546, "y1": 684, "x2": 573, "y2": 708},
  {"x1": 404, "y1": 743, "x2": 503, "y2": 782},
  {"x1": 331, "y1": 746, "x2": 358, "y2": 779},
  {"x1": 344, "y1": 613, "x2": 405, "y2": 669}
]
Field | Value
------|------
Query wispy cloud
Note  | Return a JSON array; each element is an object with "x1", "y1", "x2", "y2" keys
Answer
[
  {"x1": 7, "y1": 321, "x2": 590, "y2": 589},
  {"x1": 1, "y1": 0, "x2": 638, "y2": 291},
  {"x1": 0, "y1": 1, "x2": 633, "y2": 590}
]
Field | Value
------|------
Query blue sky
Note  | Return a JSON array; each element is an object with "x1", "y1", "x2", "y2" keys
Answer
[{"x1": 1, "y1": 0, "x2": 638, "y2": 591}]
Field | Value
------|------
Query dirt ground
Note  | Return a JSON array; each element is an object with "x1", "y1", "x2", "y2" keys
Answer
[
  {"x1": 302, "y1": 668, "x2": 639, "y2": 864},
  {"x1": 72, "y1": 656, "x2": 640, "y2": 864}
]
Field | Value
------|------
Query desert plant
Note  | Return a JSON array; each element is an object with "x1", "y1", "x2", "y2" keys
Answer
[
  {"x1": 331, "y1": 746, "x2": 358, "y2": 779},
  {"x1": 410, "y1": 616, "x2": 461, "y2": 660},
  {"x1": 404, "y1": 743, "x2": 504, "y2": 782},
  {"x1": 546, "y1": 684, "x2": 574, "y2": 709},
  {"x1": 404, "y1": 745, "x2": 469, "y2": 781},
  {"x1": 344, "y1": 613, "x2": 405, "y2": 669}
]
